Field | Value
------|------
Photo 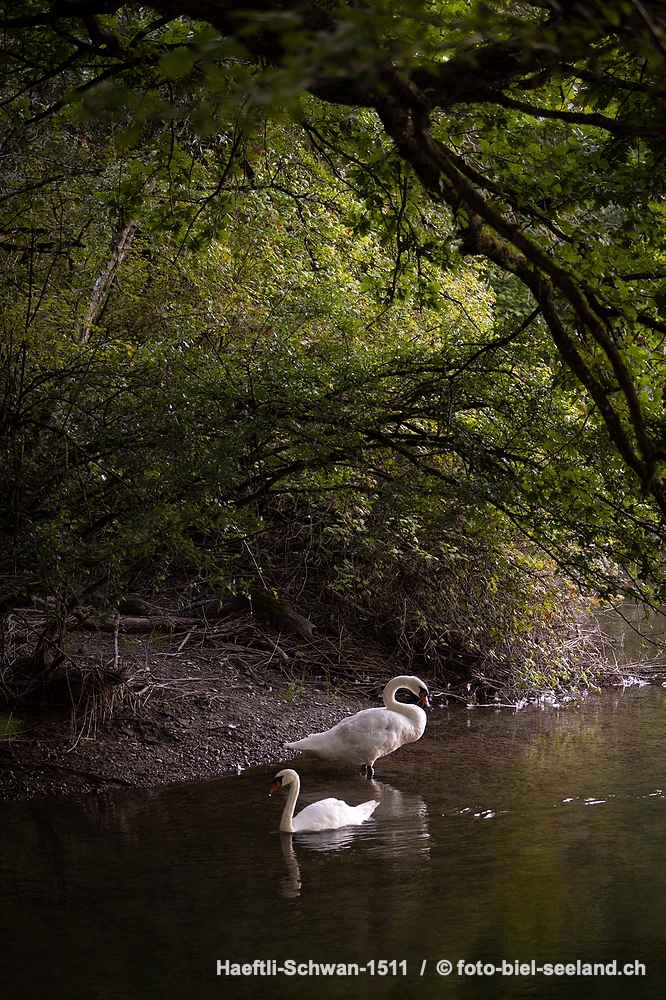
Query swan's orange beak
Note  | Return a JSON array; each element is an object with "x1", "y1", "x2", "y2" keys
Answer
[
  {"x1": 269, "y1": 777, "x2": 283, "y2": 796},
  {"x1": 420, "y1": 689, "x2": 431, "y2": 708}
]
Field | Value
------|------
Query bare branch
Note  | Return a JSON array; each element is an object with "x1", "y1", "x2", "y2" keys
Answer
[{"x1": 489, "y1": 92, "x2": 666, "y2": 137}]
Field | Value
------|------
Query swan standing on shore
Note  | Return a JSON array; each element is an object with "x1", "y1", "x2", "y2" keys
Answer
[
  {"x1": 285, "y1": 674, "x2": 430, "y2": 776},
  {"x1": 269, "y1": 768, "x2": 379, "y2": 833}
]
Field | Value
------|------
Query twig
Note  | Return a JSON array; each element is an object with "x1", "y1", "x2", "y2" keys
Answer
[
  {"x1": 113, "y1": 611, "x2": 119, "y2": 670},
  {"x1": 176, "y1": 631, "x2": 193, "y2": 652}
]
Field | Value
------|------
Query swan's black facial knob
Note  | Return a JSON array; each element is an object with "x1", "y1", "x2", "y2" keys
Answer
[{"x1": 269, "y1": 775, "x2": 283, "y2": 796}]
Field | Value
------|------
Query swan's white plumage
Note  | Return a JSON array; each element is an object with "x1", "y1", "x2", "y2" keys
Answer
[
  {"x1": 270, "y1": 768, "x2": 379, "y2": 833},
  {"x1": 285, "y1": 674, "x2": 429, "y2": 772}
]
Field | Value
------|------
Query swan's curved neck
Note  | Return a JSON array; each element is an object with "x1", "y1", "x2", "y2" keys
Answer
[
  {"x1": 279, "y1": 774, "x2": 300, "y2": 833},
  {"x1": 383, "y1": 678, "x2": 423, "y2": 717}
]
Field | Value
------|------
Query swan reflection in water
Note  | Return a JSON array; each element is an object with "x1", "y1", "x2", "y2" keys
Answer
[{"x1": 275, "y1": 778, "x2": 430, "y2": 898}]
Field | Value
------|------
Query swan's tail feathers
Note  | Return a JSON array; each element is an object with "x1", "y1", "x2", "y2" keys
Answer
[
  {"x1": 285, "y1": 736, "x2": 318, "y2": 752},
  {"x1": 359, "y1": 800, "x2": 380, "y2": 821}
]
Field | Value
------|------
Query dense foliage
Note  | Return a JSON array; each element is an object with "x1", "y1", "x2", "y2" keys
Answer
[{"x1": 2, "y1": 1, "x2": 666, "y2": 693}]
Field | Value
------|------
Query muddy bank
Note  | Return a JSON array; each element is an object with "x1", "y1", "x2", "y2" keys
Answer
[{"x1": 0, "y1": 627, "x2": 395, "y2": 801}]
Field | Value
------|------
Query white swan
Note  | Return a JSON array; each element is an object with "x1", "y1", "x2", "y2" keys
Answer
[
  {"x1": 269, "y1": 768, "x2": 379, "y2": 833},
  {"x1": 285, "y1": 674, "x2": 430, "y2": 776}
]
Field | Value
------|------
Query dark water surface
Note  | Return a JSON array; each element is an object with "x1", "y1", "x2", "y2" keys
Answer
[{"x1": 2, "y1": 684, "x2": 665, "y2": 999}]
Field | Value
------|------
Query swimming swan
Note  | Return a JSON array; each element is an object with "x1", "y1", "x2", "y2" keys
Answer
[
  {"x1": 285, "y1": 674, "x2": 430, "y2": 776},
  {"x1": 269, "y1": 768, "x2": 379, "y2": 833}
]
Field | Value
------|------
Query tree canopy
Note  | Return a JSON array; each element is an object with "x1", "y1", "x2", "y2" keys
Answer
[{"x1": 2, "y1": 0, "x2": 666, "y2": 637}]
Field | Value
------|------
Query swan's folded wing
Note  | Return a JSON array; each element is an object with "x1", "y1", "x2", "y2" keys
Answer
[{"x1": 292, "y1": 796, "x2": 379, "y2": 832}]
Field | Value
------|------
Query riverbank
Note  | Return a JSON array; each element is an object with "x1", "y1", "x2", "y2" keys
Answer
[
  {"x1": 0, "y1": 623, "x2": 391, "y2": 801},
  {"x1": 1, "y1": 607, "x2": 653, "y2": 802}
]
